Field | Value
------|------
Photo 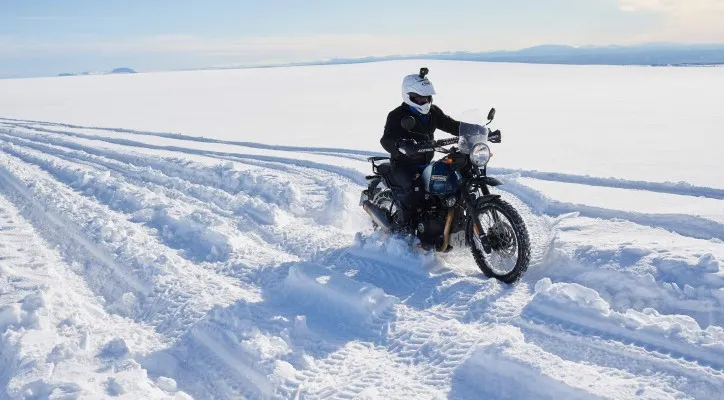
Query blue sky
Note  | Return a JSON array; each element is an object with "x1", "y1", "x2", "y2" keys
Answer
[{"x1": 1, "y1": 0, "x2": 722, "y2": 78}]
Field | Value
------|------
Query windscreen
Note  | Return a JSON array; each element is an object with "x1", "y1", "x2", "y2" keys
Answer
[{"x1": 458, "y1": 110, "x2": 488, "y2": 154}]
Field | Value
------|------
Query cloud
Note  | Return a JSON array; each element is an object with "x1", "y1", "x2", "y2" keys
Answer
[
  {"x1": 619, "y1": 0, "x2": 724, "y2": 12},
  {"x1": 618, "y1": 0, "x2": 724, "y2": 41}
]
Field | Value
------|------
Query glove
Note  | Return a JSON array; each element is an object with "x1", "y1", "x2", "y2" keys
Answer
[
  {"x1": 488, "y1": 129, "x2": 502, "y2": 143},
  {"x1": 398, "y1": 139, "x2": 419, "y2": 155}
]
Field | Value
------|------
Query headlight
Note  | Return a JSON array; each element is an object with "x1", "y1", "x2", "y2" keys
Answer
[{"x1": 470, "y1": 143, "x2": 491, "y2": 166}]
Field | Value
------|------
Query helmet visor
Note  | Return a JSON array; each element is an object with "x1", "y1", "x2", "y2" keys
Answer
[{"x1": 408, "y1": 93, "x2": 432, "y2": 105}]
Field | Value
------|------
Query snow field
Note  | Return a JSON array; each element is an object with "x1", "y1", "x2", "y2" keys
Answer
[
  {"x1": 2, "y1": 117, "x2": 723, "y2": 399},
  {"x1": 1, "y1": 61, "x2": 723, "y2": 399},
  {"x1": 0, "y1": 195, "x2": 183, "y2": 398}
]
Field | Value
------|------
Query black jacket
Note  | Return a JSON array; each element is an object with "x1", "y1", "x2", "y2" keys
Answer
[{"x1": 381, "y1": 103, "x2": 461, "y2": 165}]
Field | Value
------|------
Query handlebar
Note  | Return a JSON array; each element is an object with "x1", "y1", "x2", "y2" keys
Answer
[
  {"x1": 425, "y1": 131, "x2": 501, "y2": 149},
  {"x1": 434, "y1": 137, "x2": 459, "y2": 147},
  {"x1": 414, "y1": 137, "x2": 459, "y2": 153},
  {"x1": 413, "y1": 131, "x2": 501, "y2": 154}
]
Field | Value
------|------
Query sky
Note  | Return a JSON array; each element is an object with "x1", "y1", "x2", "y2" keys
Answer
[{"x1": 1, "y1": 0, "x2": 723, "y2": 78}]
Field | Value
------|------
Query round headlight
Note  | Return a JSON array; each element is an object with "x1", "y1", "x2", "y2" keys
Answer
[{"x1": 470, "y1": 143, "x2": 491, "y2": 166}]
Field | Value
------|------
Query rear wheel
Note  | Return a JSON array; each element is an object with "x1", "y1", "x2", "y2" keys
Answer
[
  {"x1": 367, "y1": 180, "x2": 401, "y2": 230},
  {"x1": 465, "y1": 199, "x2": 530, "y2": 284}
]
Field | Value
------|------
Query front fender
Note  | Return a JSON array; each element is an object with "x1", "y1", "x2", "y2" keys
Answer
[{"x1": 474, "y1": 194, "x2": 501, "y2": 208}]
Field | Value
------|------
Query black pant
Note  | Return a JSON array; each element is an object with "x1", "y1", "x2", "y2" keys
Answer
[{"x1": 388, "y1": 162, "x2": 425, "y2": 223}]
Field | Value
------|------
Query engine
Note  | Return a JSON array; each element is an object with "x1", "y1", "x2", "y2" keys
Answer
[
  {"x1": 416, "y1": 207, "x2": 449, "y2": 246},
  {"x1": 414, "y1": 194, "x2": 453, "y2": 241},
  {"x1": 417, "y1": 158, "x2": 464, "y2": 247},
  {"x1": 415, "y1": 194, "x2": 467, "y2": 247}
]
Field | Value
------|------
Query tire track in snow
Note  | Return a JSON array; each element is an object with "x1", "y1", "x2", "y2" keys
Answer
[
  {"x1": 1, "y1": 120, "x2": 719, "y2": 398},
  {"x1": 0, "y1": 130, "x2": 304, "y2": 211},
  {"x1": 0, "y1": 132, "x2": 359, "y2": 264},
  {"x1": 310, "y1": 193, "x2": 724, "y2": 398},
  {"x1": 140, "y1": 260, "x2": 401, "y2": 399},
  {"x1": 0, "y1": 133, "x2": 364, "y2": 299},
  {"x1": 524, "y1": 226, "x2": 724, "y2": 329},
  {"x1": 16, "y1": 121, "x2": 718, "y2": 247},
  {"x1": 1, "y1": 124, "x2": 368, "y2": 185},
  {"x1": 295, "y1": 253, "x2": 662, "y2": 397},
  {"x1": 0, "y1": 139, "x2": 289, "y2": 266},
  {"x1": 0, "y1": 135, "x2": 347, "y2": 397},
  {"x1": 519, "y1": 278, "x2": 724, "y2": 372},
  {"x1": 498, "y1": 184, "x2": 724, "y2": 329},
  {"x1": 0, "y1": 129, "x2": 360, "y2": 229},
  {"x1": 0, "y1": 150, "x2": 256, "y2": 339},
  {"x1": 0, "y1": 194, "x2": 174, "y2": 399},
  {"x1": 489, "y1": 167, "x2": 724, "y2": 200},
  {"x1": 0, "y1": 124, "x2": 370, "y2": 234},
  {"x1": 0, "y1": 117, "x2": 383, "y2": 161},
  {"x1": 516, "y1": 319, "x2": 724, "y2": 398},
  {"x1": 450, "y1": 328, "x2": 686, "y2": 400},
  {"x1": 0, "y1": 132, "x2": 384, "y2": 398},
  {"x1": 0, "y1": 130, "x2": 370, "y2": 292},
  {"x1": 291, "y1": 300, "x2": 691, "y2": 399},
  {"x1": 0, "y1": 160, "x2": 150, "y2": 297},
  {"x1": 0, "y1": 150, "x2": 302, "y2": 398},
  {"x1": 500, "y1": 175, "x2": 724, "y2": 241},
  {"x1": 4, "y1": 117, "x2": 722, "y2": 199},
  {"x1": 296, "y1": 250, "x2": 693, "y2": 397}
]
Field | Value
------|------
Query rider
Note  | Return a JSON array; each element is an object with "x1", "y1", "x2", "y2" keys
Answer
[{"x1": 380, "y1": 68, "x2": 464, "y2": 226}]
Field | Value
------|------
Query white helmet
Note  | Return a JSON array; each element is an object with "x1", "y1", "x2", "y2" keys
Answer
[{"x1": 401, "y1": 68, "x2": 436, "y2": 114}]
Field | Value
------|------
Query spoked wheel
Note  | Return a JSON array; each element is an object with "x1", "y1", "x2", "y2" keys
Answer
[{"x1": 465, "y1": 199, "x2": 530, "y2": 284}]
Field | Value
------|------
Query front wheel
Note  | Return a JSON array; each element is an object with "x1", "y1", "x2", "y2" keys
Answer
[{"x1": 465, "y1": 199, "x2": 530, "y2": 284}]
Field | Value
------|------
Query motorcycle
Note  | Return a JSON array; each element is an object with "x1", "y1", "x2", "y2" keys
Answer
[{"x1": 359, "y1": 108, "x2": 531, "y2": 284}]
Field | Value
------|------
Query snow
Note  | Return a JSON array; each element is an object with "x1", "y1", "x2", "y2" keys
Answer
[
  {"x1": 1, "y1": 60, "x2": 722, "y2": 187},
  {"x1": 0, "y1": 60, "x2": 723, "y2": 399},
  {"x1": 527, "y1": 278, "x2": 724, "y2": 368},
  {"x1": 0, "y1": 194, "x2": 175, "y2": 399}
]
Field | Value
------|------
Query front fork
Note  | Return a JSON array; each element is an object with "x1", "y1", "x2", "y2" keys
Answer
[
  {"x1": 464, "y1": 187, "x2": 494, "y2": 253},
  {"x1": 480, "y1": 184, "x2": 502, "y2": 223},
  {"x1": 466, "y1": 164, "x2": 506, "y2": 253}
]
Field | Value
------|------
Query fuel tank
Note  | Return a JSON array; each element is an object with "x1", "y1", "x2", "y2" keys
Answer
[{"x1": 422, "y1": 160, "x2": 461, "y2": 195}]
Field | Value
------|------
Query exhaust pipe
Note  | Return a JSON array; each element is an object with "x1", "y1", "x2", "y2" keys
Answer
[{"x1": 363, "y1": 200, "x2": 391, "y2": 231}]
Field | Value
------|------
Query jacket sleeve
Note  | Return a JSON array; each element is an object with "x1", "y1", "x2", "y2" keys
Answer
[
  {"x1": 380, "y1": 111, "x2": 402, "y2": 156},
  {"x1": 433, "y1": 105, "x2": 461, "y2": 136}
]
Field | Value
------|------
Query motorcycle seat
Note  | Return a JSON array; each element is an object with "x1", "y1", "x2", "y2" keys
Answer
[{"x1": 374, "y1": 162, "x2": 391, "y2": 175}]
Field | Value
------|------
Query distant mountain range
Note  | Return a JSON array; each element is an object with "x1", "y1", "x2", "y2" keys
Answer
[
  {"x1": 53, "y1": 44, "x2": 724, "y2": 78},
  {"x1": 58, "y1": 67, "x2": 137, "y2": 77},
  {"x1": 199, "y1": 43, "x2": 724, "y2": 71},
  {"x1": 415, "y1": 43, "x2": 724, "y2": 66}
]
